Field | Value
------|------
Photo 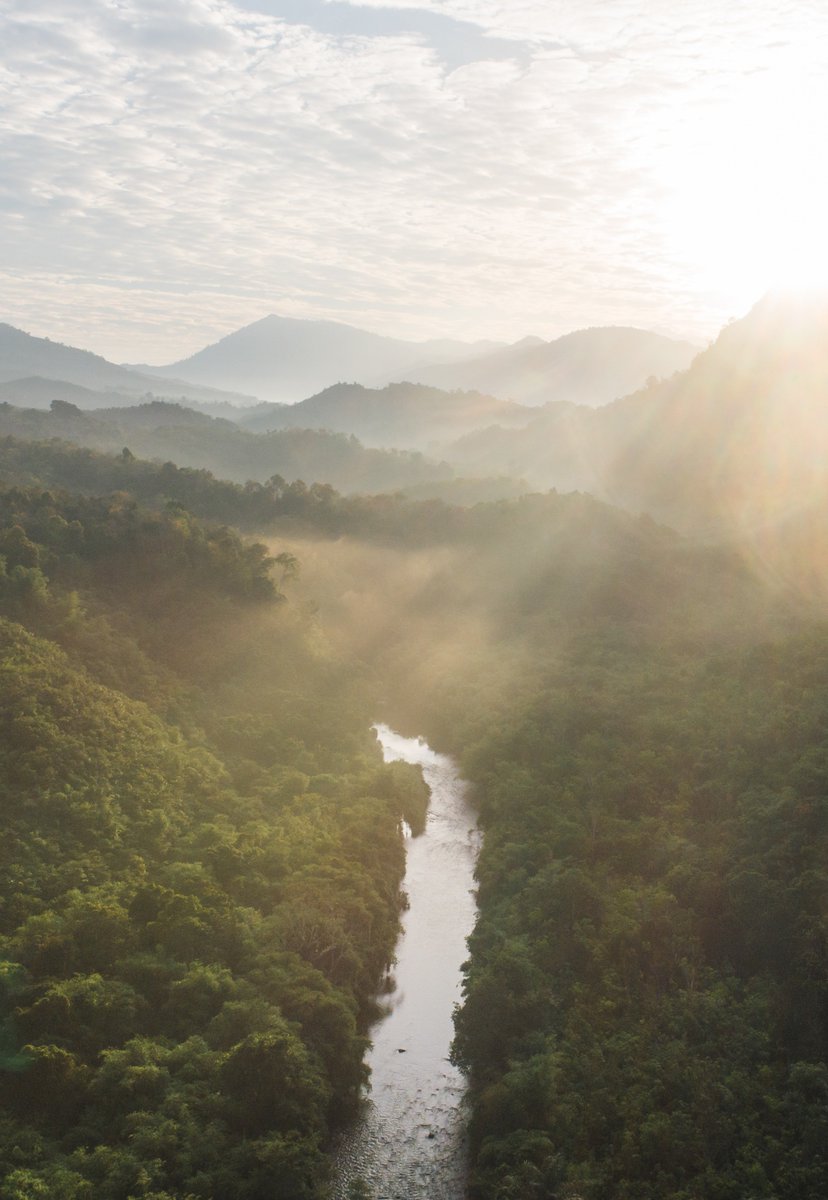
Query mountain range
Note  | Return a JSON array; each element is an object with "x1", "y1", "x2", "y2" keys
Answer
[
  {"x1": 1, "y1": 317, "x2": 699, "y2": 420},
  {"x1": 138, "y1": 314, "x2": 698, "y2": 407}
]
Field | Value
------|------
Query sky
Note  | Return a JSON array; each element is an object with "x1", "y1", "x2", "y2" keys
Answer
[{"x1": 1, "y1": 0, "x2": 827, "y2": 363}]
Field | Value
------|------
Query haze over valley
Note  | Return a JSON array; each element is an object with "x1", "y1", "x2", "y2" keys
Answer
[{"x1": 5, "y1": 295, "x2": 827, "y2": 543}]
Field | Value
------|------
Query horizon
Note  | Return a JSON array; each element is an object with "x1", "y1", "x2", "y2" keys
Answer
[
  {"x1": 4, "y1": 2, "x2": 826, "y2": 363},
  {"x1": 3, "y1": 307, "x2": 709, "y2": 371}
]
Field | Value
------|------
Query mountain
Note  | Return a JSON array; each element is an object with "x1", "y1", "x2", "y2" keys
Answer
[
  {"x1": 235, "y1": 381, "x2": 535, "y2": 450},
  {"x1": 444, "y1": 294, "x2": 828, "y2": 537},
  {"x1": 143, "y1": 314, "x2": 501, "y2": 403},
  {"x1": 406, "y1": 326, "x2": 700, "y2": 406},
  {"x1": 0, "y1": 323, "x2": 255, "y2": 408},
  {"x1": 602, "y1": 292, "x2": 828, "y2": 532}
]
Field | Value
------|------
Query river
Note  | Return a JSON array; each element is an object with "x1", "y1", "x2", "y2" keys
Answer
[{"x1": 331, "y1": 724, "x2": 481, "y2": 1200}]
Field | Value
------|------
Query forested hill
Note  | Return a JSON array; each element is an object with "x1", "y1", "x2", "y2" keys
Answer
[
  {"x1": 235, "y1": 380, "x2": 534, "y2": 451},
  {"x1": 0, "y1": 400, "x2": 454, "y2": 493},
  {"x1": 0, "y1": 438, "x2": 804, "y2": 632},
  {"x1": 0, "y1": 436, "x2": 467, "y2": 541},
  {"x1": 0, "y1": 483, "x2": 430, "y2": 1198}
]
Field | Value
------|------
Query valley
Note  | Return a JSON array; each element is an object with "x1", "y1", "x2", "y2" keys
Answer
[{"x1": 0, "y1": 295, "x2": 827, "y2": 1200}]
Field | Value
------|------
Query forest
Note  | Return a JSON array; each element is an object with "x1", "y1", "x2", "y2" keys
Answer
[
  {"x1": 447, "y1": 633, "x2": 828, "y2": 1198},
  {"x1": 0, "y1": 401, "x2": 454, "y2": 496},
  {"x1": 1, "y1": 331, "x2": 827, "y2": 1198},
  {"x1": 0, "y1": 482, "x2": 429, "y2": 1198}
]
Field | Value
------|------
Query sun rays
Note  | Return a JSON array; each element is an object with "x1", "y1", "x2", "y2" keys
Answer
[{"x1": 660, "y1": 46, "x2": 828, "y2": 310}]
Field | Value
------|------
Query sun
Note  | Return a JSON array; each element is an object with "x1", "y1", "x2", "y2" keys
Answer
[{"x1": 659, "y1": 50, "x2": 828, "y2": 310}]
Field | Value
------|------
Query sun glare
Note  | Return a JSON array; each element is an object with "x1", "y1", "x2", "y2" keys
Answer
[{"x1": 661, "y1": 53, "x2": 828, "y2": 309}]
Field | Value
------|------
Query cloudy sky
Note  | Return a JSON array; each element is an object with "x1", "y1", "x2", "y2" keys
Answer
[{"x1": 1, "y1": 0, "x2": 827, "y2": 362}]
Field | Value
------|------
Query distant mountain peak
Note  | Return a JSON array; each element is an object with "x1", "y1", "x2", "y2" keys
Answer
[{"x1": 151, "y1": 316, "x2": 507, "y2": 404}]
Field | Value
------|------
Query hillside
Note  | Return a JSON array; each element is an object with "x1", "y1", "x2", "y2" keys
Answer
[
  {"x1": 237, "y1": 380, "x2": 534, "y2": 450},
  {"x1": 0, "y1": 399, "x2": 454, "y2": 494},
  {"x1": 445, "y1": 400, "x2": 597, "y2": 491},
  {"x1": 407, "y1": 326, "x2": 699, "y2": 406},
  {"x1": 146, "y1": 314, "x2": 500, "y2": 403},
  {"x1": 602, "y1": 293, "x2": 828, "y2": 532}
]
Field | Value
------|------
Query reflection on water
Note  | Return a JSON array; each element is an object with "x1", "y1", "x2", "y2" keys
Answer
[{"x1": 331, "y1": 725, "x2": 481, "y2": 1199}]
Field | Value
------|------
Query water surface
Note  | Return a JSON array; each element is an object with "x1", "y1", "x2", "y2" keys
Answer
[{"x1": 332, "y1": 724, "x2": 480, "y2": 1199}]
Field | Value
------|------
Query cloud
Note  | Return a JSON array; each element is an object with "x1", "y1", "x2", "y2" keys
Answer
[
  {"x1": 346, "y1": 0, "x2": 813, "y2": 49},
  {"x1": 0, "y1": 0, "x2": 825, "y2": 362},
  {"x1": 232, "y1": 0, "x2": 528, "y2": 70}
]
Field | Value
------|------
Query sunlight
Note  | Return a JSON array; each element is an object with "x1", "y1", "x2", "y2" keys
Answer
[{"x1": 660, "y1": 53, "x2": 828, "y2": 308}]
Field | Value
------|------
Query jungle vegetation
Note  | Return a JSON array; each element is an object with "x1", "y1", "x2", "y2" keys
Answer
[
  {"x1": 1, "y1": 415, "x2": 827, "y2": 1200},
  {"x1": 0, "y1": 482, "x2": 428, "y2": 1199}
]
